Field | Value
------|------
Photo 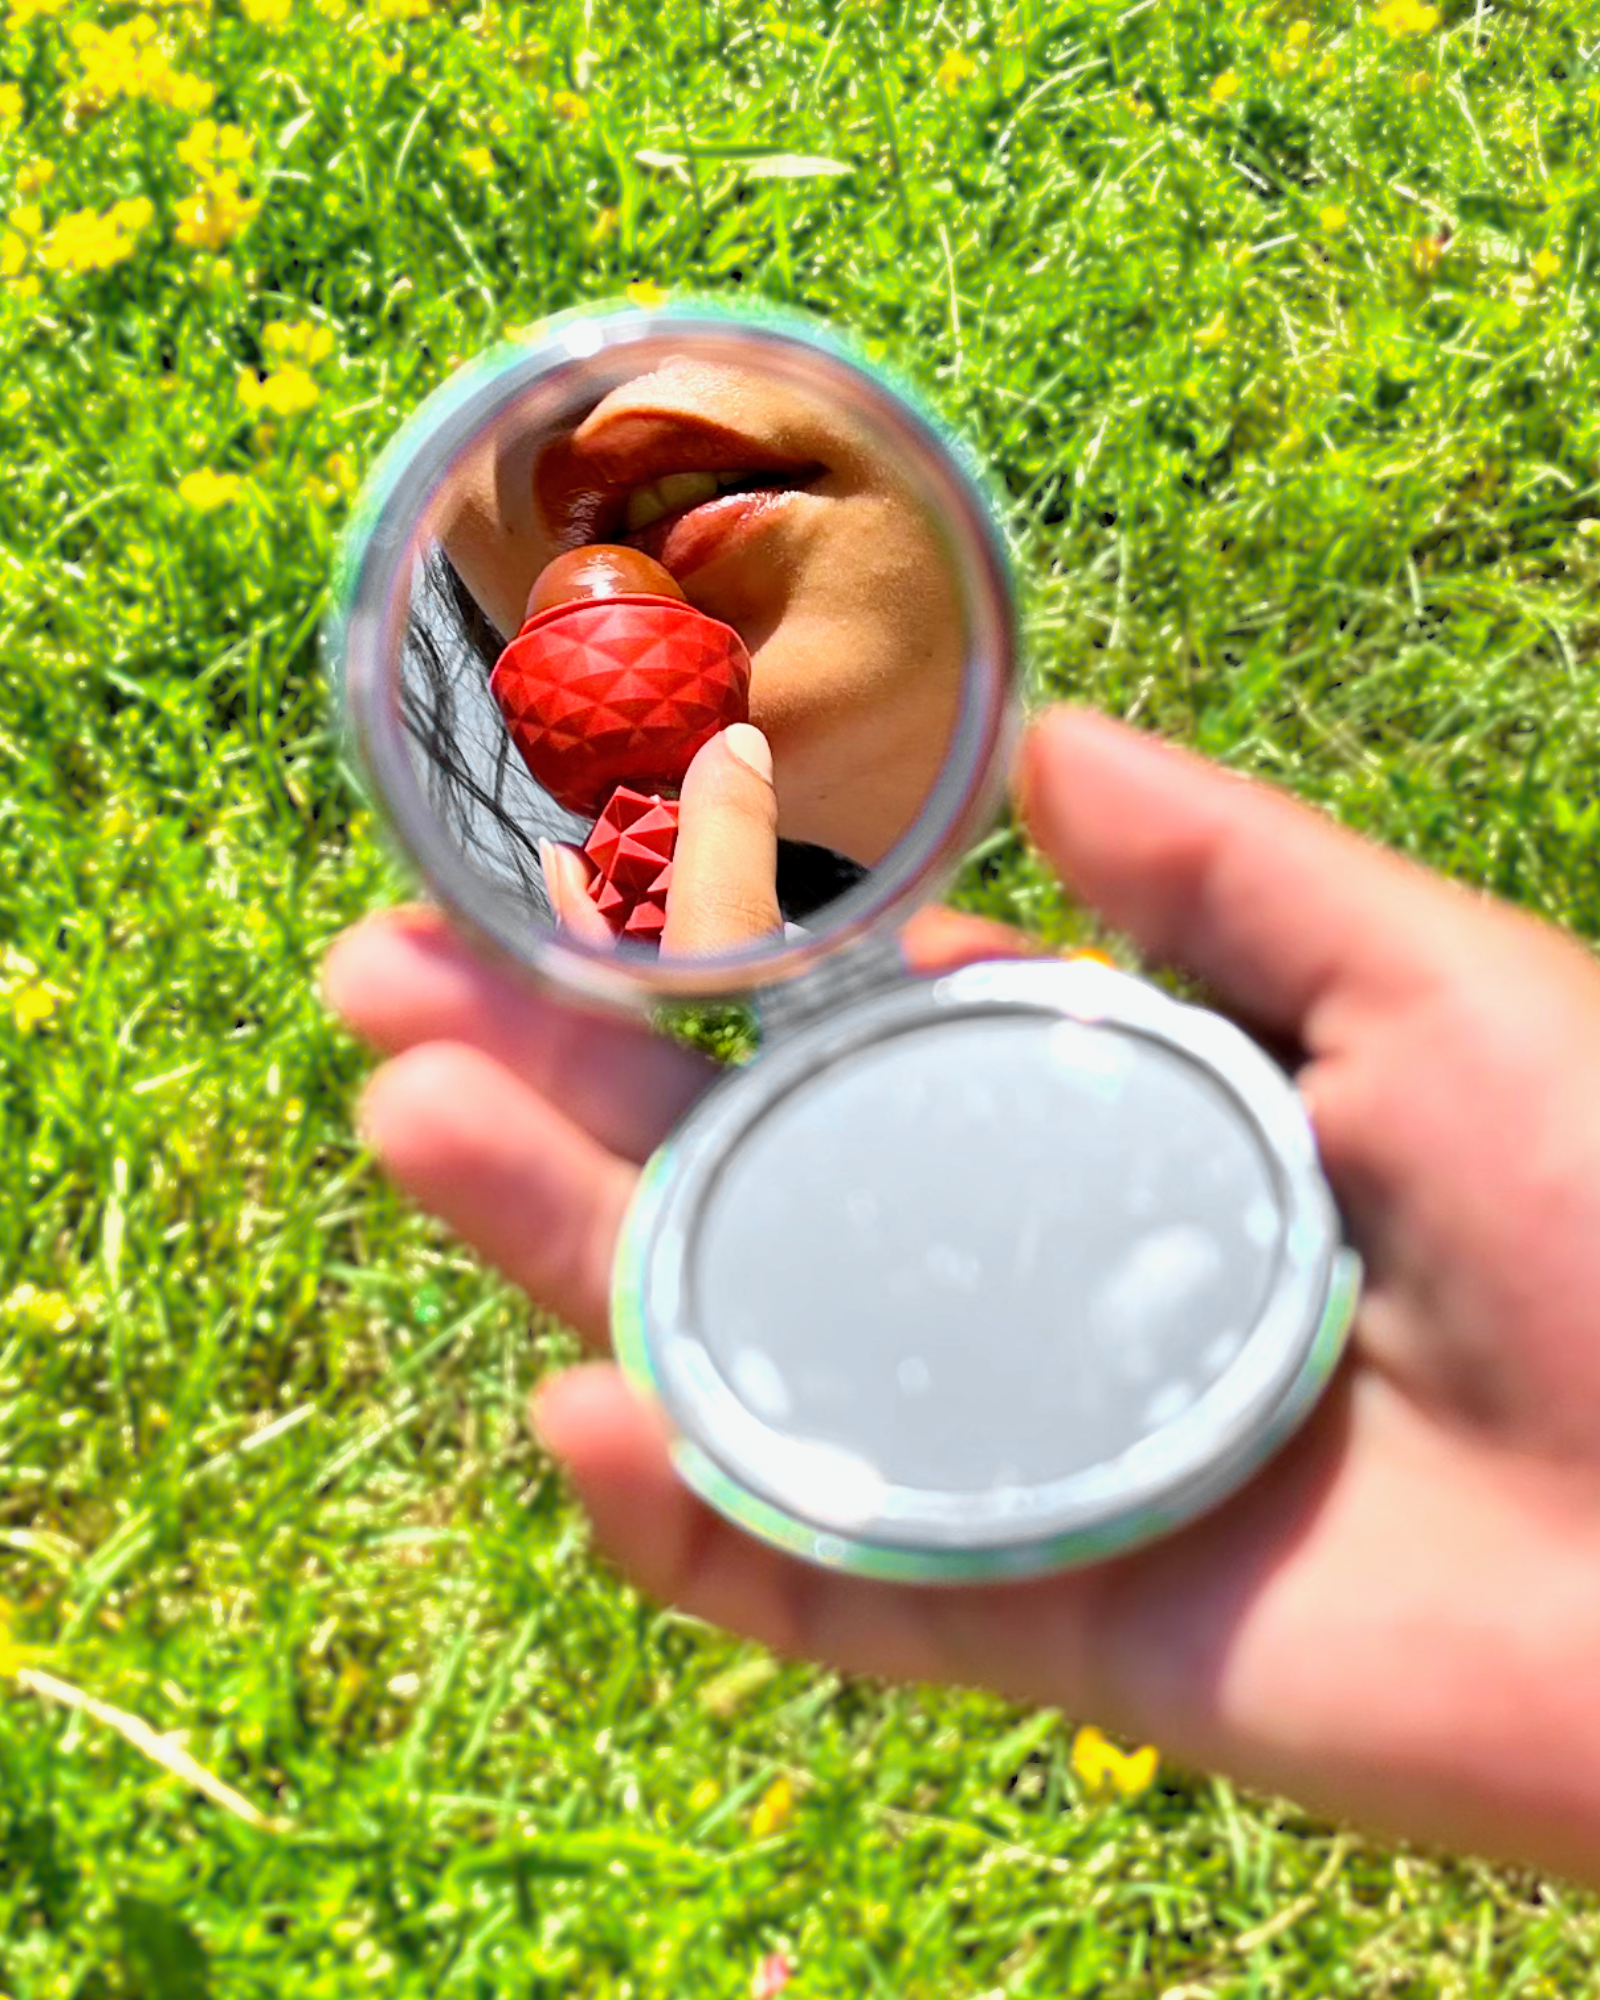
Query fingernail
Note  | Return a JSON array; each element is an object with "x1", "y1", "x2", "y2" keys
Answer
[
  {"x1": 537, "y1": 837, "x2": 559, "y2": 880},
  {"x1": 722, "y1": 723, "x2": 772, "y2": 781}
]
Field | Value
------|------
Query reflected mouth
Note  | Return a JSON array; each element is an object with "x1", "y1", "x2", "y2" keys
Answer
[
  {"x1": 615, "y1": 465, "x2": 822, "y2": 578},
  {"x1": 537, "y1": 404, "x2": 824, "y2": 584}
]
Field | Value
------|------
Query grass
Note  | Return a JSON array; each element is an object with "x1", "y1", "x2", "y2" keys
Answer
[{"x1": 1, "y1": 0, "x2": 1599, "y2": 1989}]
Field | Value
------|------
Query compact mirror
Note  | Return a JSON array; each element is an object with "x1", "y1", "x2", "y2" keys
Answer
[
  {"x1": 335, "y1": 302, "x2": 1358, "y2": 1584},
  {"x1": 336, "y1": 304, "x2": 1013, "y2": 1006}
]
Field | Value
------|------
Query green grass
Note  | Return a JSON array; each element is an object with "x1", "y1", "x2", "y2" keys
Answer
[{"x1": 2, "y1": 0, "x2": 1600, "y2": 1989}]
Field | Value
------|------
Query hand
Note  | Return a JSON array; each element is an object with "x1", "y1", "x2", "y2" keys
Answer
[
  {"x1": 539, "y1": 723, "x2": 782, "y2": 954},
  {"x1": 323, "y1": 708, "x2": 1600, "y2": 1882}
]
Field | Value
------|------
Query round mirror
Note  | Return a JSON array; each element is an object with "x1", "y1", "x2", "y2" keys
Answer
[{"x1": 333, "y1": 304, "x2": 1018, "y2": 1006}]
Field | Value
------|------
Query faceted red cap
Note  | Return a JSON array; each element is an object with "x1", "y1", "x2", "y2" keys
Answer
[{"x1": 489, "y1": 594, "x2": 752, "y2": 817}]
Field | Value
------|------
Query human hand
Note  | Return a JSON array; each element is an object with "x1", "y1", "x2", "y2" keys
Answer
[
  {"x1": 323, "y1": 707, "x2": 1600, "y2": 1882},
  {"x1": 538, "y1": 723, "x2": 782, "y2": 954}
]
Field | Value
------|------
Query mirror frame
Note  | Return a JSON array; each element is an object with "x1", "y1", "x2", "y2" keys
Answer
[{"x1": 331, "y1": 300, "x2": 1020, "y2": 1010}]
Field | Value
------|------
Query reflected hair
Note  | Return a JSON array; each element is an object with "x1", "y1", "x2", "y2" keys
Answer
[{"x1": 401, "y1": 546, "x2": 867, "y2": 927}]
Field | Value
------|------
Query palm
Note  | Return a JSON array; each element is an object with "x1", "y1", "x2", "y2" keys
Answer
[{"x1": 326, "y1": 710, "x2": 1600, "y2": 1881}]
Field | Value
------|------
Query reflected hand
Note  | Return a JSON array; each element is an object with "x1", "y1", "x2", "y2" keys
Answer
[
  {"x1": 324, "y1": 708, "x2": 1600, "y2": 1883},
  {"x1": 539, "y1": 724, "x2": 782, "y2": 954}
]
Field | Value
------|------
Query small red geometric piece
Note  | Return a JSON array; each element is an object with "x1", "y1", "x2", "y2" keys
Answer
[
  {"x1": 489, "y1": 593, "x2": 752, "y2": 819},
  {"x1": 579, "y1": 785, "x2": 682, "y2": 944}
]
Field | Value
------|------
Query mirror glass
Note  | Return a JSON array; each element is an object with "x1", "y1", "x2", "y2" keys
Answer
[{"x1": 337, "y1": 307, "x2": 1016, "y2": 999}]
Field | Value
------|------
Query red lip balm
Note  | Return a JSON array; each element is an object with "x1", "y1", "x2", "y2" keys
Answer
[{"x1": 489, "y1": 547, "x2": 752, "y2": 943}]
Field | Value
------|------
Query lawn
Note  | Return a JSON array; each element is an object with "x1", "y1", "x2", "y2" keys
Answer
[{"x1": 2, "y1": 0, "x2": 1600, "y2": 1990}]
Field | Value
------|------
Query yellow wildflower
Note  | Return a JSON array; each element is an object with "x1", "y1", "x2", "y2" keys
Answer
[
  {"x1": 1070, "y1": 1724, "x2": 1159, "y2": 1800},
  {"x1": 935, "y1": 47, "x2": 977, "y2": 93},
  {"x1": 1286, "y1": 19, "x2": 1311, "y2": 44},
  {"x1": 178, "y1": 467, "x2": 242, "y2": 509},
  {"x1": 15, "y1": 159, "x2": 54, "y2": 197},
  {"x1": 38, "y1": 202, "x2": 147, "y2": 274},
  {"x1": 7, "y1": 0, "x2": 68, "y2": 23},
  {"x1": 111, "y1": 195, "x2": 155, "y2": 233},
  {"x1": 10, "y1": 982, "x2": 61, "y2": 1030},
  {"x1": 262, "y1": 316, "x2": 333, "y2": 364},
  {"x1": 176, "y1": 119, "x2": 254, "y2": 175},
  {"x1": 240, "y1": 0, "x2": 290, "y2": 23},
  {"x1": 13, "y1": 274, "x2": 38, "y2": 298},
  {"x1": 547, "y1": 88, "x2": 588, "y2": 121},
  {"x1": 1373, "y1": 0, "x2": 1438, "y2": 32},
  {"x1": 1123, "y1": 89, "x2": 1152, "y2": 120},
  {"x1": 463, "y1": 144, "x2": 495, "y2": 177},
  {"x1": 238, "y1": 364, "x2": 318, "y2": 416},
  {"x1": 1319, "y1": 203, "x2": 1348, "y2": 232},
  {"x1": 67, "y1": 17, "x2": 214, "y2": 115},
  {"x1": 1, "y1": 1282, "x2": 76, "y2": 1331},
  {"x1": 312, "y1": 0, "x2": 348, "y2": 17},
  {"x1": 0, "y1": 83, "x2": 20, "y2": 124},
  {"x1": 748, "y1": 1775, "x2": 794, "y2": 1839},
  {"x1": 1195, "y1": 310, "x2": 1227, "y2": 347},
  {"x1": 174, "y1": 170, "x2": 259, "y2": 250},
  {"x1": 1532, "y1": 248, "x2": 1560, "y2": 285},
  {"x1": 1209, "y1": 68, "x2": 1240, "y2": 103},
  {"x1": 373, "y1": 47, "x2": 402, "y2": 74},
  {"x1": 1269, "y1": 46, "x2": 1300, "y2": 77},
  {"x1": 0, "y1": 231, "x2": 26, "y2": 277},
  {"x1": 8, "y1": 204, "x2": 43, "y2": 237},
  {"x1": 373, "y1": 0, "x2": 428, "y2": 17},
  {"x1": 687, "y1": 1777, "x2": 720, "y2": 1814},
  {"x1": 625, "y1": 279, "x2": 669, "y2": 308}
]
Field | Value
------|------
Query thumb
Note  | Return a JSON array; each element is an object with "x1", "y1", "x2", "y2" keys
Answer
[
  {"x1": 662, "y1": 725, "x2": 782, "y2": 955},
  {"x1": 1018, "y1": 707, "x2": 1499, "y2": 1051}
]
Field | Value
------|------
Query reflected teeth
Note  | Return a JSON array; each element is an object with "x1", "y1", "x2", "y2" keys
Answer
[{"x1": 623, "y1": 470, "x2": 719, "y2": 532}]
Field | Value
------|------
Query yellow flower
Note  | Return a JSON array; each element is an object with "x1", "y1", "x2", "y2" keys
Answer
[
  {"x1": 547, "y1": 88, "x2": 588, "y2": 121},
  {"x1": 625, "y1": 279, "x2": 668, "y2": 308},
  {"x1": 13, "y1": 273, "x2": 38, "y2": 298},
  {"x1": 176, "y1": 118, "x2": 254, "y2": 175},
  {"x1": 1286, "y1": 19, "x2": 1311, "y2": 44},
  {"x1": 10, "y1": 981, "x2": 62, "y2": 1030},
  {"x1": 1195, "y1": 310, "x2": 1227, "y2": 347},
  {"x1": 111, "y1": 195, "x2": 155, "y2": 233},
  {"x1": 8, "y1": 204, "x2": 43, "y2": 237},
  {"x1": 174, "y1": 170, "x2": 259, "y2": 250},
  {"x1": 7, "y1": 0, "x2": 68, "y2": 23},
  {"x1": 373, "y1": 0, "x2": 429, "y2": 17},
  {"x1": 262, "y1": 316, "x2": 333, "y2": 364},
  {"x1": 241, "y1": 0, "x2": 290, "y2": 24},
  {"x1": 687, "y1": 1777, "x2": 720, "y2": 1814},
  {"x1": 1373, "y1": 0, "x2": 1438, "y2": 32},
  {"x1": 178, "y1": 467, "x2": 242, "y2": 509},
  {"x1": 1532, "y1": 248, "x2": 1560, "y2": 285},
  {"x1": 0, "y1": 83, "x2": 21, "y2": 124},
  {"x1": 935, "y1": 47, "x2": 977, "y2": 93},
  {"x1": 15, "y1": 159, "x2": 54, "y2": 197},
  {"x1": 748, "y1": 1775, "x2": 794, "y2": 1839},
  {"x1": 1, "y1": 1283, "x2": 75, "y2": 1331},
  {"x1": 0, "y1": 231, "x2": 26, "y2": 277},
  {"x1": 1070, "y1": 1724, "x2": 1159, "y2": 1800},
  {"x1": 238, "y1": 364, "x2": 318, "y2": 416},
  {"x1": 1319, "y1": 203, "x2": 1348, "y2": 232},
  {"x1": 67, "y1": 17, "x2": 214, "y2": 114},
  {"x1": 38, "y1": 203, "x2": 145, "y2": 274},
  {"x1": 1209, "y1": 68, "x2": 1240, "y2": 103},
  {"x1": 463, "y1": 144, "x2": 495, "y2": 177},
  {"x1": 1123, "y1": 89, "x2": 1152, "y2": 121}
]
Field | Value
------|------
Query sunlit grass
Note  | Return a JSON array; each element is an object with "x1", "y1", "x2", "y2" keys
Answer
[{"x1": 2, "y1": 0, "x2": 1599, "y2": 1989}]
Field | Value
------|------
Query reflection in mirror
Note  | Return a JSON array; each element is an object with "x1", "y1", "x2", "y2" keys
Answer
[{"x1": 399, "y1": 347, "x2": 965, "y2": 956}]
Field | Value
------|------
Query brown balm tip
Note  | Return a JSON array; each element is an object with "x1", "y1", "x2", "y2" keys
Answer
[{"x1": 526, "y1": 545, "x2": 687, "y2": 619}]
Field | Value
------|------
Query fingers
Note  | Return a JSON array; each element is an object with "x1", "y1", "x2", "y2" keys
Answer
[
  {"x1": 538, "y1": 839, "x2": 615, "y2": 950},
  {"x1": 533, "y1": 1365, "x2": 1111, "y2": 1699},
  {"x1": 662, "y1": 725, "x2": 782, "y2": 955},
  {"x1": 322, "y1": 906, "x2": 713, "y2": 1165},
  {"x1": 899, "y1": 904, "x2": 1039, "y2": 975},
  {"x1": 360, "y1": 1043, "x2": 633, "y2": 1346},
  {"x1": 1017, "y1": 708, "x2": 1500, "y2": 1049}
]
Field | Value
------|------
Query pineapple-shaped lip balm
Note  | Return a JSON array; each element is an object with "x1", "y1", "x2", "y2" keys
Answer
[{"x1": 489, "y1": 545, "x2": 753, "y2": 943}]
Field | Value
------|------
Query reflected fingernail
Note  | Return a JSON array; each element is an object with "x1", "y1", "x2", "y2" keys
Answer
[{"x1": 723, "y1": 723, "x2": 772, "y2": 781}]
